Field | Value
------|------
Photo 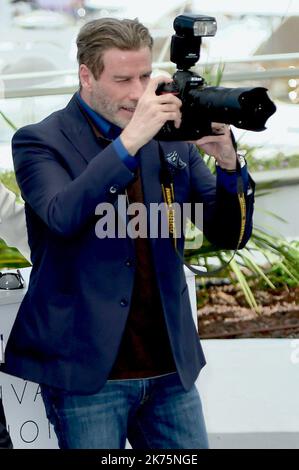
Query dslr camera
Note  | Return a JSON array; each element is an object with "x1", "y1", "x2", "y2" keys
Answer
[{"x1": 156, "y1": 14, "x2": 276, "y2": 140}]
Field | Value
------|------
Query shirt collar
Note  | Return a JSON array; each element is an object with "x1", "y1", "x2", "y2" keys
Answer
[{"x1": 76, "y1": 91, "x2": 121, "y2": 140}]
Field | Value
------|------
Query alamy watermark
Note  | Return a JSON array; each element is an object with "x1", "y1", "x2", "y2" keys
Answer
[{"x1": 95, "y1": 196, "x2": 203, "y2": 249}]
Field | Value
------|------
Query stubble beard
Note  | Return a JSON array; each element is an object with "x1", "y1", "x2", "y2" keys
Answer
[{"x1": 89, "y1": 90, "x2": 132, "y2": 129}]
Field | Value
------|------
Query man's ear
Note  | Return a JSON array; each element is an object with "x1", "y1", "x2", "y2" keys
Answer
[{"x1": 79, "y1": 64, "x2": 93, "y2": 92}]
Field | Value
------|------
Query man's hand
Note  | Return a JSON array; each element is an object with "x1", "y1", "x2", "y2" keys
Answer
[
  {"x1": 190, "y1": 123, "x2": 237, "y2": 170},
  {"x1": 120, "y1": 76, "x2": 182, "y2": 156}
]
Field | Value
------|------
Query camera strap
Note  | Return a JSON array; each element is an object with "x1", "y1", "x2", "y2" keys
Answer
[{"x1": 158, "y1": 143, "x2": 247, "y2": 277}]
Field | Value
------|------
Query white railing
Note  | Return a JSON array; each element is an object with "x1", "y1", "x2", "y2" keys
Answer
[{"x1": 1, "y1": 52, "x2": 299, "y2": 99}]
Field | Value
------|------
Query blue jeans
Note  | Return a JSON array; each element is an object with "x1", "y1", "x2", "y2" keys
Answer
[{"x1": 41, "y1": 373, "x2": 209, "y2": 449}]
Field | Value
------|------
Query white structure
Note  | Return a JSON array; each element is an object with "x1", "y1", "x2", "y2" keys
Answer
[{"x1": 198, "y1": 339, "x2": 299, "y2": 449}]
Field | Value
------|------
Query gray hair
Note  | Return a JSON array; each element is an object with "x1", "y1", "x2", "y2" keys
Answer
[{"x1": 76, "y1": 17, "x2": 153, "y2": 79}]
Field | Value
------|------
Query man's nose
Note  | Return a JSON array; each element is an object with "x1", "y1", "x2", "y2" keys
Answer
[{"x1": 128, "y1": 79, "x2": 146, "y2": 101}]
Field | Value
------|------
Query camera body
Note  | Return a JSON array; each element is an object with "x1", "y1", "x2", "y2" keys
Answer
[{"x1": 156, "y1": 14, "x2": 276, "y2": 141}]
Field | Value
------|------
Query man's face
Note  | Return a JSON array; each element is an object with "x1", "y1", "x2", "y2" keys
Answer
[{"x1": 81, "y1": 47, "x2": 152, "y2": 128}]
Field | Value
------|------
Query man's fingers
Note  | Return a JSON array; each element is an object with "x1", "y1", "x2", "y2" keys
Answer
[
  {"x1": 145, "y1": 75, "x2": 173, "y2": 94},
  {"x1": 196, "y1": 135, "x2": 224, "y2": 146},
  {"x1": 141, "y1": 77, "x2": 182, "y2": 110},
  {"x1": 157, "y1": 93, "x2": 182, "y2": 107},
  {"x1": 211, "y1": 122, "x2": 230, "y2": 134},
  {"x1": 159, "y1": 103, "x2": 181, "y2": 113},
  {"x1": 161, "y1": 111, "x2": 182, "y2": 129},
  {"x1": 174, "y1": 115, "x2": 182, "y2": 129}
]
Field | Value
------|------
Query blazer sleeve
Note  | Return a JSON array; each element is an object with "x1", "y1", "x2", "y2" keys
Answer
[
  {"x1": 188, "y1": 144, "x2": 255, "y2": 249},
  {"x1": 12, "y1": 125, "x2": 135, "y2": 238},
  {"x1": 0, "y1": 182, "x2": 31, "y2": 261}
]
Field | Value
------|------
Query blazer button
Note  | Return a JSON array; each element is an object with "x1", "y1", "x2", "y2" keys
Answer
[
  {"x1": 125, "y1": 259, "x2": 133, "y2": 267},
  {"x1": 120, "y1": 298, "x2": 128, "y2": 307},
  {"x1": 109, "y1": 185, "x2": 119, "y2": 194}
]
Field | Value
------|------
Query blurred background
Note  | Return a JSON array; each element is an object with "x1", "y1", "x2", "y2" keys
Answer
[{"x1": 0, "y1": 0, "x2": 298, "y2": 299}]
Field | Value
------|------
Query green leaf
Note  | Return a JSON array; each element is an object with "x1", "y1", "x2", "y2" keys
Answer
[
  {"x1": 229, "y1": 258, "x2": 260, "y2": 312},
  {"x1": 242, "y1": 250, "x2": 276, "y2": 289},
  {"x1": 0, "y1": 110, "x2": 18, "y2": 131}
]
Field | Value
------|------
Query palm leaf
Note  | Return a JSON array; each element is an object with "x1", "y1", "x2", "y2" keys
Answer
[
  {"x1": 228, "y1": 258, "x2": 260, "y2": 311},
  {"x1": 0, "y1": 110, "x2": 18, "y2": 131}
]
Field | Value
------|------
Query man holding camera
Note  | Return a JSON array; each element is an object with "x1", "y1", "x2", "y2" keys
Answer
[{"x1": 1, "y1": 18, "x2": 255, "y2": 449}]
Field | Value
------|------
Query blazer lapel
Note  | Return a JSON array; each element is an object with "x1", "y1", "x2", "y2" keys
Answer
[{"x1": 59, "y1": 95, "x2": 107, "y2": 165}]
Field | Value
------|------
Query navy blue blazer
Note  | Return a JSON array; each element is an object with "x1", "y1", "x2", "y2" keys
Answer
[{"x1": 1, "y1": 95, "x2": 254, "y2": 393}]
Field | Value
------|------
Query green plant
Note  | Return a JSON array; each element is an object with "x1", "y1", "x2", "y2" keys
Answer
[
  {"x1": 0, "y1": 171, "x2": 28, "y2": 267},
  {"x1": 186, "y1": 233, "x2": 299, "y2": 312},
  {"x1": 184, "y1": 65, "x2": 299, "y2": 310},
  {"x1": 0, "y1": 112, "x2": 29, "y2": 267},
  {"x1": 202, "y1": 62, "x2": 225, "y2": 87},
  {"x1": 0, "y1": 239, "x2": 30, "y2": 269},
  {"x1": 185, "y1": 152, "x2": 299, "y2": 311},
  {"x1": 0, "y1": 170, "x2": 21, "y2": 200},
  {"x1": 238, "y1": 145, "x2": 299, "y2": 172},
  {"x1": 0, "y1": 110, "x2": 18, "y2": 131}
]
